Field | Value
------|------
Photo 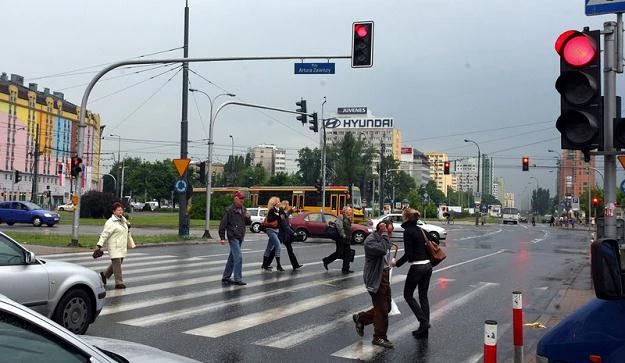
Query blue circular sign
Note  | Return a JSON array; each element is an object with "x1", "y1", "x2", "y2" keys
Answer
[
  {"x1": 175, "y1": 179, "x2": 188, "y2": 193},
  {"x1": 620, "y1": 179, "x2": 625, "y2": 194}
]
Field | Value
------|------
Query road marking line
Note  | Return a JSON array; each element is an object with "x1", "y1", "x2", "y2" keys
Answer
[
  {"x1": 331, "y1": 282, "x2": 499, "y2": 360},
  {"x1": 457, "y1": 229, "x2": 503, "y2": 241},
  {"x1": 531, "y1": 230, "x2": 550, "y2": 244},
  {"x1": 71, "y1": 254, "x2": 180, "y2": 267},
  {"x1": 40, "y1": 252, "x2": 149, "y2": 260},
  {"x1": 183, "y1": 275, "x2": 408, "y2": 338},
  {"x1": 118, "y1": 273, "x2": 360, "y2": 326}
]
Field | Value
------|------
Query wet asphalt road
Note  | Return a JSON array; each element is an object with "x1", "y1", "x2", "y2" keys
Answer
[{"x1": 38, "y1": 223, "x2": 592, "y2": 363}]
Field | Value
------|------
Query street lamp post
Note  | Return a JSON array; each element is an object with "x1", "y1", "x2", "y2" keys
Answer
[
  {"x1": 110, "y1": 134, "x2": 121, "y2": 198},
  {"x1": 229, "y1": 134, "x2": 235, "y2": 186},
  {"x1": 229, "y1": 135, "x2": 234, "y2": 160},
  {"x1": 548, "y1": 149, "x2": 562, "y2": 199},
  {"x1": 188, "y1": 89, "x2": 236, "y2": 239}
]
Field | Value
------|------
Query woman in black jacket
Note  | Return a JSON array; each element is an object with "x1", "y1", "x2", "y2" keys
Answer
[{"x1": 391, "y1": 208, "x2": 432, "y2": 338}]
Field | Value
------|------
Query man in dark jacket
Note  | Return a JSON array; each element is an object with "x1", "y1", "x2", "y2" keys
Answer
[
  {"x1": 219, "y1": 191, "x2": 251, "y2": 286},
  {"x1": 352, "y1": 220, "x2": 394, "y2": 349},
  {"x1": 322, "y1": 206, "x2": 354, "y2": 273}
]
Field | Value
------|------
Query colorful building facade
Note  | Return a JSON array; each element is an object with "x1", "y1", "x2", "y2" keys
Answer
[{"x1": 0, "y1": 73, "x2": 102, "y2": 205}]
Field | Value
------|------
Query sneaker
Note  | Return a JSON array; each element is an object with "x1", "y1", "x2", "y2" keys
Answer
[
  {"x1": 353, "y1": 314, "x2": 364, "y2": 337},
  {"x1": 232, "y1": 280, "x2": 247, "y2": 286},
  {"x1": 114, "y1": 284, "x2": 126, "y2": 289},
  {"x1": 372, "y1": 338, "x2": 394, "y2": 349},
  {"x1": 99, "y1": 272, "x2": 107, "y2": 285}
]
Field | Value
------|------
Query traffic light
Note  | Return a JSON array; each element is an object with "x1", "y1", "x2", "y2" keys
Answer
[
  {"x1": 314, "y1": 179, "x2": 322, "y2": 193},
  {"x1": 352, "y1": 21, "x2": 374, "y2": 68},
  {"x1": 555, "y1": 28, "x2": 602, "y2": 153},
  {"x1": 296, "y1": 99, "x2": 307, "y2": 125},
  {"x1": 70, "y1": 156, "x2": 82, "y2": 177},
  {"x1": 522, "y1": 157, "x2": 529, "y2": 171},
  {"x1": 199, "y1": 161, "x2": 206, "y2": 184},
  {"x1": 14, "y1": 170, "x2": 21, "y2": 183},
  {"x1": 443, "y1": 161, "x2": 450, "y2": 175},
  {"x1": 592, "y1": 196, "x2": 600, "y2": 206},
  {"x1": 309, "y1": 112, "x2": 318, "y2": 133}
]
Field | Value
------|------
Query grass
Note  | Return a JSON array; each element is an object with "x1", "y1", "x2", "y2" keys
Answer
[
  {"x1": 5, "y1": 231, "x2": 205, "y2": 248},
  {"x1": 56, "y1": 211, "x2": 212, "y2": 228}
]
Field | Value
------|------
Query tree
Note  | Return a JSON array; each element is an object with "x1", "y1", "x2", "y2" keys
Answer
[
  {"x1": 296, "y1": 147, "x2": 321, "y2": 185},
  {"x1": 530, "y1": 187, "x2": 551, "y2": 215}
]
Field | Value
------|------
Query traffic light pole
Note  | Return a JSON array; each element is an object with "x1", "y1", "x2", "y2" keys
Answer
[{"x1": 603, "y1": 21, "x2": 618, "y2": 240}]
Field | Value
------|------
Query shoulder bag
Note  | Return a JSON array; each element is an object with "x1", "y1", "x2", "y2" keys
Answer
[
  {"x1": 261, "y1": 216, "x2": 279, "y2": 230},
  {"x1": 420, "y1": 228, "x2": 446, "y2": 267}
]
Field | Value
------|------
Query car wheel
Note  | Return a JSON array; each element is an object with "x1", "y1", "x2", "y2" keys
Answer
[
  {"x1": 54, "y1": 289, "x2": 93, "y2": 335},
  {"x1": 296, "y1": 229, "x2": 309, "y2": 242},
  {"x1": 352, "y1": 230, "x2": 366, "y2": 244},
  {"x1": 58, "y1": 207, "x2": 65, "y2": 211},
  {"x1": 32, "y1": 217, "x2": 42, "y2": 227},
  {"x1": 251, "y1": 223, "x2": 261, "y2": 233},
  {"x1": 7, "y1": 222, "x2": 14, "y2": 226},
  {"x1": 429, "y1": 231, "x2": 440, "y2": 242}
]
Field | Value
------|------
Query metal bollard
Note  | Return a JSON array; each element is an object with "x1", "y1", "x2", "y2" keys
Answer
[
  {"x1": 513, "y1": 291, "x2": 523, "y2": 363},
  {"x1": 484, "y1": 320, "x2": 498, "y2": 363}
]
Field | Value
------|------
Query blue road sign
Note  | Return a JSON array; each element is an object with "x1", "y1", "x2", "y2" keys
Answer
[
  {"x1": 294, "y1": 63, "x2": 335, "y2": 75},
  {"x1": 175, "y1": 179, "x2": 188, "y2": 193},
  {"x1": 586, "y1": 0, "x2": 625, "y2": 16},
  {"x1": 621, "y1": 179, "x2": 625, "y2": 194}
]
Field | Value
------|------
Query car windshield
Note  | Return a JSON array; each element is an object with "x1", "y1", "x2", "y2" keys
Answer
[
  {"x1": 502, "y1": 208, "x2": 519, "y2": 215},
  {"x1": 20, "y1": 202, "x2": 43, "y2": 211}
]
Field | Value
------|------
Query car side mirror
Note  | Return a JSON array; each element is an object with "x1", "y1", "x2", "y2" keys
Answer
[
  {"x1": 24, "y1": 251, "x2": 36, "y2": 264},
  {"x1": 591, "y1": 238, "x2": 625, "y2": 300}
]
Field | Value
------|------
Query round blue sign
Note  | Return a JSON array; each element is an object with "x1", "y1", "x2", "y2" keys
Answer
[
  {"x1": 620, "y1": 179, "x2": 625, "y2": 194},
  {"x1": 175, "y1": 179, "x2": 188, "y2": 193}
]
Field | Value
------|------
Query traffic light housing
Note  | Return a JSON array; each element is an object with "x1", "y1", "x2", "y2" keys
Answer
[
  {"x1": 296, "y1": 99, "x2": 307, "y2": 125},
  {"x1": 70, "y1": 156, "x2": 82, "y2": 177},
  {"x1": 199, "y1": 161, "x2": 206, "y2": 184},
  {"x1": 555, "y1": 29, "x2": 602, "y2": 152},
  {"x1": 352, "y1": 21, "x2": 374, "y2": 68},
  {"x1": 314, "y1": 179, "x2": 322, "y2": 193},
  {"x1": 443, "y1": 161, "x2": 450, "y2": 175},
  {"x1": 309, "y1": 112, "x2": 318, "y2": 133},
  {"x1": 522, "y1": 157, "x2": 529, "y2": 171},
  {"x1": 592, "y1": 196, "x2": 600, "y2": 206},
  {"x1": 14, "y1": 170, "x2": 21, "y2": 183}
]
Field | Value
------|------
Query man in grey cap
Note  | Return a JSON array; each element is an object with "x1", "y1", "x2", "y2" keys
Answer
[{"x1": 219, "y1": 191, "x2": 251, "y2": 286}]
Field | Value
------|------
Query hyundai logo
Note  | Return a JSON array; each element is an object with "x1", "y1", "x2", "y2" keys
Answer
[{"x1": 324, "y1": 118, "x2": 341, "y2": 128}]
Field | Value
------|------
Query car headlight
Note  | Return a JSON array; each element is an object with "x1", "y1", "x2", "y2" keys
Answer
[{"x1": 44, "y1": 213, "x2": 52, "y2": 217}]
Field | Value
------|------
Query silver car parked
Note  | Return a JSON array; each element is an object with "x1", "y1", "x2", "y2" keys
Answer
[{"x1": 0, "y1": 231, "x2": 105, "y2": 334}]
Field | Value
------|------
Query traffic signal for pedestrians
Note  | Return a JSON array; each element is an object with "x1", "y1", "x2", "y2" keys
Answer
[
  {"x1": 352, "y1": 21, "x2": 374, "y2": 68},
  {"x1": 199, "y1": 161, "x2": 206, "y2": 184},
  {"x1": 522, "y1": 157, "x2": 529, "y2": 171},
  {"x1": 555, "y1": 28, "x2": 602, "y2": 153},
  {"x1": 70, "y1": 156, "x2": 82, "y2": 177},
  {"x1": 443, "y1": 161, "x2": 450, "y2": 175},
  {"x1": 309, "y1": 112, "x2": 319, "y2": 133},
  {"x1": 14, "y1": 170, "x2": 21, "y2": 183},
  {"x1": 296, "y1": 99, "x2": 307, "y2": 125},
  {"x1": 314, "y1": 179, "x2": 322, "y2": 193}
]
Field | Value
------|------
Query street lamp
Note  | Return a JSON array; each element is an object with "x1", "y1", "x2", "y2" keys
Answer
[
  {"x1": 548, "y1": 149, "x2": 562, "y2": 199},
  {"x1": 188, "y1": 88, "x2": 236, "y2": 238},
  {"x1": 110, "y1": 134, "x2": 121, "y2": 198},
  {"x1": 463, "y1": 139, "x2": 481, "y2": 203},
  {"x1": 229, "y1": 135, "x2": 234, "y2": 160}
]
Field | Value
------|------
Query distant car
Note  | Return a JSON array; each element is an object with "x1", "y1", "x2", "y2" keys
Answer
[
  {"x1": 56, "y1": 202, "x2": 75, "y2": 212},
  {"x1": 0, "y1": 293, "x2": 202, "y2": 362},
  {"x1": 248, "y1": 207, "x2": 269, "y2": 233},
  {"x1": 368, "y1": 213, "x2": 448, "y2": 242},
  {"x1": 131, "y1": 201, "x2": 145, "y2": 211},
  {"x1": 0, "y1": 231, "x2": 105, "y2": 334},
  {"x1": 289, "y1": 211, "x2": 370, "y2": 244},
  {"x1": 0, "y1": 201, "x2": 60, "y2": 227},
  {"x1": 502, "y1": 207, "x2": 521, "y2": 224},
  {"x1": 142, "y1": 201, "x2": 159, "y2": 211}
]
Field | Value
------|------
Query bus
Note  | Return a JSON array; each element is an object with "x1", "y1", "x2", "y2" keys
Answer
[{"x1": 193, "y1": 185, "x2": 364, "y2": 223}]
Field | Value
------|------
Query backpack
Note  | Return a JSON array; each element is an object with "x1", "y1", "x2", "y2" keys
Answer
[{"x1": 325, "y1": 221, "x2": 341, "y2": 241}]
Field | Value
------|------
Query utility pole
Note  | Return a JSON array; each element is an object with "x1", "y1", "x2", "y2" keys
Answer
[
  {"x1": 379, "y1": 142, "x2": 385, "y2": 214},
  {"x1": 178, "y1": 0, "x2": 190, "y2": 237},
  {"x1": 321, "y1": 97, "x2": 327, "y2": 215},
  {"x1": 31, "y1": 124, "x2": 40, "y2": 203},
  {"x1": 603, "y1": 20, "x2": 618, "y2": 239}
]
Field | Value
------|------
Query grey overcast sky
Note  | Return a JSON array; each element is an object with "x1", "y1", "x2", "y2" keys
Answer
[{"x1": 3, "y1": 0, "x2": 623, "y2": 201}]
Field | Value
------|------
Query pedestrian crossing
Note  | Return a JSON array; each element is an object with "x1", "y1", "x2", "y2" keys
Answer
[{"x1": 41, "y1": 245, "x2": 511, "y2": 362}]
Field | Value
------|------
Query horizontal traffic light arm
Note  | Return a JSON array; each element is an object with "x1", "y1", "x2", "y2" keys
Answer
[{"x1": 212, "y1": 100, "x2": 316, "y2": 123}]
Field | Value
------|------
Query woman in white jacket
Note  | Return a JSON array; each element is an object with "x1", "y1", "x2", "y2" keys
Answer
[{"x1": 95, "y1": 202, "x2": 129, "y2": 289}]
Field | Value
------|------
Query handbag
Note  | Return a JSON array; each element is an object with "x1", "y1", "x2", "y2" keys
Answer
[
  {"x1": 92, "y1": 248, "x2": 104, "y2": 259},
  {"x1": 127, "y1": 232, "x2": 136, "y2": 249},
  {"x1": 261, "y1": 217, "x2": 279, "y2": 230},
  {"x1": 420, "y1": 228, "x2": 446, "y2": 267},
  {"x1": 389, "y1": 243, "x2": 401, "y2": 316},
  {"x1": 325, "y1": 221, "x2": 340, "y2": 241}
]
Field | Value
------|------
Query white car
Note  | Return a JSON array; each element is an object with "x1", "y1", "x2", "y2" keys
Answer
[
  {"x1": 368, "y1": 213, "x2": 447, "y2": 242},
  {"x1": 0, "y1": 231, "x2": 105, "y2": 334},
  {"x1": 0, "y1": 293, "x2": 201, "y2": 362},
  {"x1": 56, "y1": 203, "x2": 75, "y2": 212},
  {"x1": 248, "y1": 207, "x2": 269, "y2": 233}
]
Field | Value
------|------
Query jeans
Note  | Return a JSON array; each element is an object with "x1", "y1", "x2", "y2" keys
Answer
[
  {"x1": 404, "y1": 263, "x2": 432, "y2": 325},
  {"x1": 223, "y1": 239, "x2": 243, "y2": 282},
  {"x1": 264, "y1": 229, "x2": 281, "y2": 258}
]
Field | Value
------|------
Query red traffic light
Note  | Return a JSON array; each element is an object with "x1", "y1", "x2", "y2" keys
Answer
[
  {"x1": 592, "y1": 197, "x2": 599, "y2": 206},
  {"x1": 354, "y1": 24, "x2": 369, "y2": 38},
  {"x1": 555, "y1": 30, "x2": 598, "y2": 68}
]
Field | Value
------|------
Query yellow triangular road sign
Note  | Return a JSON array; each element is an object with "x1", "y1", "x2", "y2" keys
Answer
[
  {"x1": 618, "y1": 155, "x2": 625, "y2": 170},
  {"x1": 173, "y1": 158, "x2": 191, "y2": 177}
]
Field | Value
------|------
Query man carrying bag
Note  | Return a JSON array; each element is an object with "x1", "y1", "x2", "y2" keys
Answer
[{"x1": 322, "y1": 206, "x2": 354, "y2": 273}]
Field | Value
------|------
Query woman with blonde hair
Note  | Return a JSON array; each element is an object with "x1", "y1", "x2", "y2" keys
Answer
[
  {"x1": 261, "y1": 196, "x2": 284, "y2": 271},
  {"x1": 391, "y1": 208, "x2": 432, "y2": 339}
]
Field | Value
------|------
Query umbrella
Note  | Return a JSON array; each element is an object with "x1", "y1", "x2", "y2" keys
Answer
[{"x1": 389, "y1": 243, "x2": 401, "y2": 316}]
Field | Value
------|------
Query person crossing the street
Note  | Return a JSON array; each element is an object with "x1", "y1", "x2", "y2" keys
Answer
[{"x1": 219, "y1": 191, "x2": 251, "y2": 286}]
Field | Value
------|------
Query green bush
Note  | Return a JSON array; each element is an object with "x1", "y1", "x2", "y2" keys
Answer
[
  {"x1": 188, "y1": 193, "x2": 235, "y2": 221},
  {"x1": 80, "y1": 191, "x2": 121, "y2": 219}
]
